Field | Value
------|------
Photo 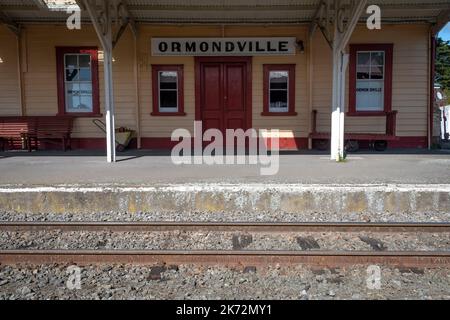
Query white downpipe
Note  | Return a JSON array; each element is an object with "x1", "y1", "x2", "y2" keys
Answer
[{"x1": 339, "y1": 53, "x2": 349, "y2": 157}]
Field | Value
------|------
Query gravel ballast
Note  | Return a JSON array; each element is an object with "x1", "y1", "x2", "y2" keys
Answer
[
  {"x1": 1, "y1": 230, "x2": 450, "y2": 251},
  {"x1": 0, "y1": 264, "x2": 449, "y2": 300},
  {"x1": 1, "y1": 209, "x2": 450, "y2": 223}
]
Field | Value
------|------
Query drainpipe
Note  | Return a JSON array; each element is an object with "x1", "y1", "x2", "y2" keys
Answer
[
  {"x1": 307, "y1": 32, "x2": 314, "y2": 150},
  {"x1": 132, "y1": 28, "x2": 141, "y2": 149},
  {"x1": 429, "y1": 31, "x2": 436, "y2": 149},
  {"x1": 14, "y1": 27, "x2": 27, "y2": 116}
]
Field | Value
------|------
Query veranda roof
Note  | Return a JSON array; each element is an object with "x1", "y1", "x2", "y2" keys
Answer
[{"x1": 0, "y1": 0, "x2": 449, "y2": 24}]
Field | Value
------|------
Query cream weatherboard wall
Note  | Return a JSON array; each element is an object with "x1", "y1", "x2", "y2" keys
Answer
[
  {"x1": 0, "y1": 23, "x2": 430, "y2": 146},
  {"x1": 0, "y1": 26, "x2": 21, "y2": 116},
  {"x1": 138, "y1": 25, "x2": 308, "y2": 140},
  {"x1": 312, "y1": 24, "x2": 430, "y2": 137}
]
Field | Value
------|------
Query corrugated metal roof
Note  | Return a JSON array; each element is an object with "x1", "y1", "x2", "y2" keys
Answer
[{"x1": 0, "y1": 0, "x2": 448, "y2": 24}]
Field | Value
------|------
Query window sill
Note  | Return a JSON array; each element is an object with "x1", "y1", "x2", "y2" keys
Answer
[
  {"x1": 151, "y1": 111, "x2": 187, "y2": 117},
  {"x1": 346, "y1": 111, "x2": 387, "y2": 117},
  {"x1": 261, "y1": 111, "x2": 298, "y2": 117},
  {"x1": 57, "y1": 113, "x2": 103, "y2": 118}
]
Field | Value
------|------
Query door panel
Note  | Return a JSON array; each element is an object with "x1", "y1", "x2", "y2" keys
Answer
[
  {"x1": 199, "y1": 59, "x2": 249, "y2": 138},
  {"x1": 201, "y1": 64, "x2": 223, "y2": 133},
  {"x1": 224, "y1": 64, "x2": 244, "y2": 111}
]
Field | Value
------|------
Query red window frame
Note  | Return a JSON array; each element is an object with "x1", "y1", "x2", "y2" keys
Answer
[
  {"x1": 151, "y1": 65, "x2": 186, "y2": 116},
  {"x1": 56, "y1": 46, "x2": 100, "y2": 117},
  {"x1": 262, "y1": 64, "x2": 297, "y2": 116},
  {"x1": 348, "y1": 43, "x2": 393, "y2": 116}
]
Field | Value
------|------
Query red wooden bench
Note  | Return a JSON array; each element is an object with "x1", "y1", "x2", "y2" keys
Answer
[
  {"x1": 0, "y1": 116, "x2": 73, "y2": 152},
  {"x1": 309, "y1": 110, "x2": 399, "y2": 151},
  {"x1": 28, "y1": 116, "x2": 74, "y2": 151},
  {"x1": 0, "y1": 117, "x2": 35, "y2": 152}
]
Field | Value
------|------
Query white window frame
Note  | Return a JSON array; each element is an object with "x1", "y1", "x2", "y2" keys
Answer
[
  {"x1": 355, "y1": 50, "x2": 386, "y2": 112},
  {"x1": 64, "y1": 53, "x2": 93, "y2": 113}
]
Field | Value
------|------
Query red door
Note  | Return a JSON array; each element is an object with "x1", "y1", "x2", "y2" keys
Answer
[{"x1": 196, "y1": 57, "x2": 252, "y2": 135}]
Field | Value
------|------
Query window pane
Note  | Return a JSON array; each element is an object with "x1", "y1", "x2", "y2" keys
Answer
[
  {"x1": 356, "y1": 80, "x2": 384, "y2": 111},
  {"x1": 65, "y1": 55, "x2": 78, "y2": 69},
  {"x1": 357, "y1": 66, "x2": 370, "y2": 79},
  {"x1": 370, "y1": 65, "x2": 384, "y2": 79},
  {"x1": 79, "y1": 83, "x2": 92, "y2": 96},
  {"x1": 79, "y1": 54, "x2": 91, "y2": 68},
  {"x1": 79, "y1": 68, "x2": 91, "y2": 81},
  {"x1": 269, "y1": 90, "x2": 288, "y2": 110},
  {"x1": 65, "y1": 92, "x2": 79, "y2": 112},
  {"x1": 159, "y1": 90, "x2": 177, "y2": 109},
  {"x1": 357, "y1": 52, "x2": 370, "y2": 66},
  {"x1": 159, "y1": 71, "x2": 177, "y2": 90},
  {"x1": 64, "y1": 52, "x2": 94, "y2": 113},
  {"x1": 371, "y1": 52, "x2": 384, "y2": 65},
  {"x1": 66, "y1": 68, "x2": 79, "y2": 81},
  {"x1": 79, "y1": 96, "x2": 93, "y2": 112},
  {"x1": 269, "y1": 71, "x2": 288, "y2": 90},
  {"x1": 66, "y1": 83, "x2": 80, "y2": 96}
]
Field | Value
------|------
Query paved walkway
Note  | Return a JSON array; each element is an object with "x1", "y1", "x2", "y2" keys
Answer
[{"x1": 0, "y1": 149, "x2": 449, "y2": 185}]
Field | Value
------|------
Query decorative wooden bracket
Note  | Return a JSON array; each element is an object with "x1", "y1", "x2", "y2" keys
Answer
[
  {"x1": 76, "y1": 0, "x2": 137, "y2": 50},
  {"x1": 309, "y1": 0, "x2": 367, "y2": 51},
  {"x1": 309, "y1": 0, "x2": 333, "y2": 49}
]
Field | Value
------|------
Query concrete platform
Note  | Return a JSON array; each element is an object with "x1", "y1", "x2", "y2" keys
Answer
[
  {"x1": 0, "y1": 150, "x2": 449, "y2": 221},
  {"x1": 0, "y1": 149, "x2": 449, "y2": 185}
]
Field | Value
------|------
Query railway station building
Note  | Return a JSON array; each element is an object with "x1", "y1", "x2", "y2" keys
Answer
[{"x1": 0, "y1": 0, "x2": 449, "y2": 162}]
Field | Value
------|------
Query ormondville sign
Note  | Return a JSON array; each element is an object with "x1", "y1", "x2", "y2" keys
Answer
[{"x1": 151, "y1": 38, "x2": 297, "y2": 56}]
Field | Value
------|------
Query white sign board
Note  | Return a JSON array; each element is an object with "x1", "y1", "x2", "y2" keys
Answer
[{"x1": 151, "y1": 38, "x2": 297, "y2": 56}]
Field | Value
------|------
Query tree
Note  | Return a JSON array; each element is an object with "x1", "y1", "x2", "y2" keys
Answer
[{"x1": 436, "y1": 38, "x2": 450, "y2": 100}]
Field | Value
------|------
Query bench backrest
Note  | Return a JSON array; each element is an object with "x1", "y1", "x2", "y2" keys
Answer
[
  {"x1": 35, "y1": 117, "x2": 73, "y2": 134},
  {"x1": 0, "y1": 118, "x2": 36, "y2": 137},
  {"x1": 0, "y1": 116, "x2": 73, "y2": 137}
]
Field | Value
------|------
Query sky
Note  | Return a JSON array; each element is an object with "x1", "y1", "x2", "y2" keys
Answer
[{"x1": 440, "y1": 22, "x2": 450, "y2": 41}]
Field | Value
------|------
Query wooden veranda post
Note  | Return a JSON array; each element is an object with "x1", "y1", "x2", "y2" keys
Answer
[{"x1": 310, "y1": 0, "x2": 367, "y2": 160}]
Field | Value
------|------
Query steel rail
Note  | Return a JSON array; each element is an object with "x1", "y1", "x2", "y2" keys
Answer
[
  {"x1": 1, "y1": 249, "x2": 450, "y2": 267},
  {"x1": 1, "y1": 221, "x2": 450, "y2": 232}
]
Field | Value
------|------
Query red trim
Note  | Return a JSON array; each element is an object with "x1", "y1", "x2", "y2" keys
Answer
[
  {"x1": 429, "y1": 35, "x2": 436, "y2": 148},
  {"x1": 263, "y1": 137, "x2": 308, "y2": 150},
  {"x1": 194, "y1": 56, "x2": 252, "y2": 130},
  {"x1": 141, "y1": 137, "x2": 189, "y2": 149},
  {"x1": 262, "y1": 64, "x2": 297, "y2": 116},
  {"x1": 388, "y1": 136, "x2": 427, "y2": 149},
  {"x1": 141, "y1": 137, "x2": 308, "y2": 151},
  {"x1": 56, "y1": 47, "x2": 100, "y2": 117},
  {"x1": 346, "y1": 112, "x2": 388, "y2": 117},
  {"x1": 58, "y1": 136, "x2": 427, "y2": 151},
  {"x1": 348, "y1": 44, "x2": 393, "y2": 116},
  {"x1": 70, "y1": 138, "x2": 106, "y2": 150},
  {"x1": 151, "y1": 65, "x2": 185, "y2": 116}
]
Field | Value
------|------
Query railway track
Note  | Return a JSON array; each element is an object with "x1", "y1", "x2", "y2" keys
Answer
[
  {"x1": 1, "y1": 221, "x2": 450, "y2": 267},
  {"x1": 1, "y1": 221, "x2": 450, "y2": 232}
]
